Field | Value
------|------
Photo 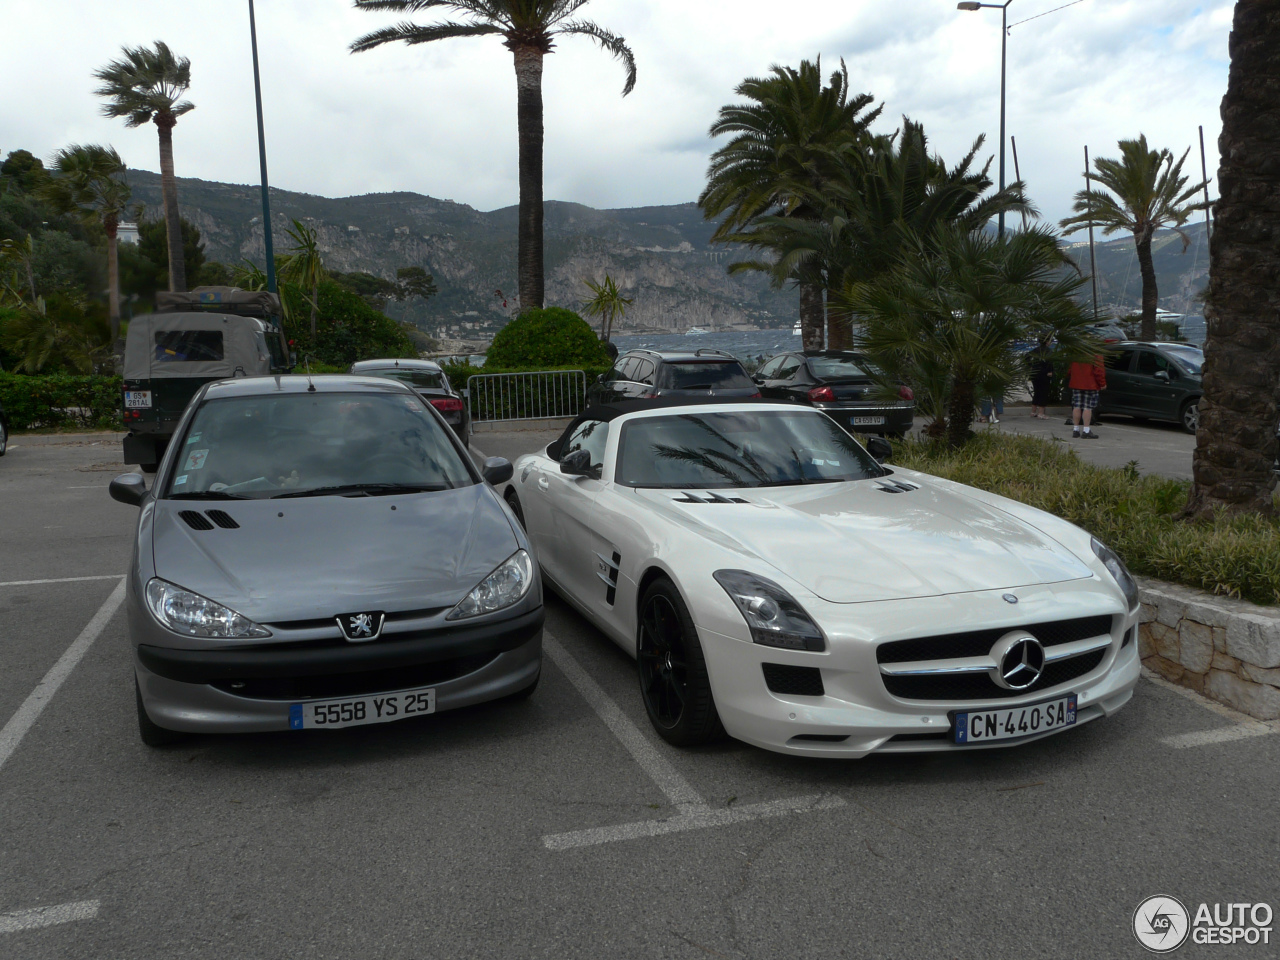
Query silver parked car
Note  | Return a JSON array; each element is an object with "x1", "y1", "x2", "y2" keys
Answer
[
  {"x1": 110, "y1": 375, "x2": 542, "y2": 746},
  {"x1": 350, "y1": 358, "x2": 471, "y2": 448}
]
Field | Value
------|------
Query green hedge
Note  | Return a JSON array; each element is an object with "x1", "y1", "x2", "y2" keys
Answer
[
  {"x1": 485, "y1": 308, "x2": 611, "y2": 369},
  {"x1": 0, "y1": 373, "x2": 123, "y2": 431},
  {"x1": 893, "y1": 431, "x2": 1280, "y2": 606}
]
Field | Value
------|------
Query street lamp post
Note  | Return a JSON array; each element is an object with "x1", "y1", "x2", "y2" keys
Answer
[
  {"x1": 248, "y1": 0, "x2": 277, "y2": 295},
  {"x1": 958, "y1": 1, "x2": 1013, "y2": 238}
]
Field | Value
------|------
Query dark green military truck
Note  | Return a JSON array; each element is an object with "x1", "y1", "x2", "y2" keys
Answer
[{"x1": 122, "y1": 287, "x2": 290, "y2": 470}]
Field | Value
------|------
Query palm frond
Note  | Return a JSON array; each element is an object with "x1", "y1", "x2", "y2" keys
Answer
[
  {"x1": 350, "y1": 19, "x2": 502, "y2": 51},
  {"x1": 556, "y1": 20, "x2": 636, "y2": 95}
]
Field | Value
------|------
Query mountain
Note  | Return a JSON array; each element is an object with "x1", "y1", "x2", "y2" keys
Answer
[{"x1": 125, "y1": 169, "x2": 1211, "y2": 338}]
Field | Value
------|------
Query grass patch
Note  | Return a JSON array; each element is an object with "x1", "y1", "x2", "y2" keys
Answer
[{"x1": 893, "y1": 432, "x2": 1280, "y2": 606}]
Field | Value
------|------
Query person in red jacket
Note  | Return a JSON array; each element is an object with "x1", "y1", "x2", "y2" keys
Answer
[{"x1": 1068, "y1": 355, "x2": 1107, "y2": 439}]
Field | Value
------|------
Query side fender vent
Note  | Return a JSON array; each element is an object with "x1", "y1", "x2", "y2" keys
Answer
[
  {"x1": 179, "y1": 510, "x2": 214, "y2": 531},
  {"x1": 206, "y1": 509, "x2": 240, "y2": 529},
  {"x1": 595, "y1": 551, "x2": 621, "y2": 606}
]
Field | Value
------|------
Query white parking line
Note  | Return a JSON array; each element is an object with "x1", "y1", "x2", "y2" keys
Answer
[
  {"x1": 0, "y1": 575, "x2": 124, "y2": 588},
  {"x1": 541, "y1": 633, "x2": 844, "y2": 849},
  {"x1": 0, "y1": 580, "x2": 126, "y2": 774},
  {"x1": 1145, "y1": 671, "x2": 1280, "y2": 749},
  {"x1": 0, "y1": 899, "x2": 99, "y2": 934}
]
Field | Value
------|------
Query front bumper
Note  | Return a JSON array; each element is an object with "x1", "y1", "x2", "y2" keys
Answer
[
  {"x1": 135, "y1": 607, "x2": 543, "y2": 733},
  {"x1": 698, "y1": 587, "x2": 1141, "y2": 758}
]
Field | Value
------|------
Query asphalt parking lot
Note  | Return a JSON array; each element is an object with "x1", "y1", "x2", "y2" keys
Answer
[{"x1": 1, "y1": 430, "x2": 1277, "y2": 959}]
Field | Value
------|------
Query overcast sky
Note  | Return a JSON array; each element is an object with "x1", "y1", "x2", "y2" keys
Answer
[{"x1": 0, "y1": 1, "x2": 1232, "y2": 227}]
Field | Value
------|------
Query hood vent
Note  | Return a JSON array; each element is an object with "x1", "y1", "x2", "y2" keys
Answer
[
  {"x1": 674, "y1": 491, "x2": 749, "y2": 504},
  {"x1": 179, "y1": 510, "x2": 214, "y2": 531},
  {"x1": 874, "y1": 480, "x2": 920, "y2": 494},
  {"x1": 179, "y1": 509, "x2": 240, "y2": 531}
]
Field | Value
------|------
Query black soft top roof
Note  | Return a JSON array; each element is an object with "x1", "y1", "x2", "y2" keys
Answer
[{"x1": 548, "y1": 397, "x2": 792, "y2": 460}]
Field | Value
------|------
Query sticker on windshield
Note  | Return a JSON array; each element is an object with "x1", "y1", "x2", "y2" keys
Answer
[
  {"x1": 183, "y1": 449, "x2": 209, "y2": 471},
  {"x1": 186, "y1": 433, "x2": 201, "y2": 445},
  {"x1": 174, "y1": 475, "x2": 188, "y2": 486}
]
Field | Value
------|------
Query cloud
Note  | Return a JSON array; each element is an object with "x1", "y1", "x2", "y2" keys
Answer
[{"x1": 0, "y1": 0, "x2": 1232, "y2": 226}]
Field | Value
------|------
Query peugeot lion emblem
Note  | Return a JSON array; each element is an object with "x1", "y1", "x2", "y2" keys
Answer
[
  {"x1": 989, "y1": 631, "x2": 1046, "y2": 690},
  {"x1": 337, "y1": 611, "x2": 385, "y2": 643}
]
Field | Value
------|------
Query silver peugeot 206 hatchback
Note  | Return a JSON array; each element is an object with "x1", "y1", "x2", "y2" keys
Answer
[{"x1": 110, "y1": 374, "x2": 542, "y2": 746}]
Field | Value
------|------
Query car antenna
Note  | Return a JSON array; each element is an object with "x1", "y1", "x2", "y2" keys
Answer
[{"x1": 304, "y1": 355, "x2": 315, "y2": 392}]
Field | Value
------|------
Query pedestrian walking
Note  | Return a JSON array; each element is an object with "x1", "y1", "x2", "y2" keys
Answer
[
  {"x1": 1068, "y1": 354, "x2": 1106, "y2": 439},
  {"x1": 978, "y1": 395, "x2": 1004, "y2": 424},
  {"x1": 1029, "y1": 345, "x2": 1053, "y2": 420}
]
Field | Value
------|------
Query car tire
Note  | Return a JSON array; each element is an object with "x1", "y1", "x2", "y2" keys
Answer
[
  {"x1": 1181, "y1": 400, "x2": 1199, "y2": 435},
  {"x1": 140, "y1": 463, "x2": 158, "y2": 474},
  {"x1": 135, "y1": 677, "x2": 185, "y2": 747},
  {"x1": 636, "y1": 577, "x2": 724, "y2": 747},
  {"x1": 504, "y1": 489, "x2": 526, "y2": 531}
]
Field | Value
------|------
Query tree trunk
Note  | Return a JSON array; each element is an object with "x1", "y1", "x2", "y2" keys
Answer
[
  {"x1": 799, "y1": 283, "x2": 825, "y2": 352},
  {"x1": 105, "y1": 216, "x2": 120, "y2": 346},
  {"x1": 826, "y1": 294, "x2": 852, "y2": 350},
  {"x1": 154, "y1": 111, "x2": 186, "y2": 293},
  {"x1": 513, "y1": 46, "x2": 545, "y2": 312},
  {"x1": 1135, "y1": 225, "x2": 1158, "y2": 340},
  {"x1": 946, "y1": 374, "x2": 976, "y2": 448},
  {"x1": 311, "y1": 280, "x2": 318, "y2": 338},
  {"x1": 1185, "y1": 0, "x2": 1280, "y2": 520}
]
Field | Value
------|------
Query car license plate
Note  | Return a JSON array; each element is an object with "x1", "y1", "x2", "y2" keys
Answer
[
  {"x1": 951, "y1": 694, "x2": 1076, "y2": 745},
  {"x1": 851, "y1": 416, "x2": 885, "y2": 426},
  {"x1": 124, "y1": 390, "x2": 152, "y2": 409},
  {"x1": 289, "y1": 686, "x2": 436, "y2": 730}
]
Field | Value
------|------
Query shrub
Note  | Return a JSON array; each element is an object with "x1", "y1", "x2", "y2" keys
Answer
[
  {"x1": 892, "y1": 431, "x2": 1280, "y2": 605},
  {"x1": 0, "y1": 372, "x2": 122, "y2": 430},
  {"x1": 284, "y1": 280, "x2": 417, "y2": 367},
  {"x1": 485, "y1": 307, "x2": 610, "y2": 369}
]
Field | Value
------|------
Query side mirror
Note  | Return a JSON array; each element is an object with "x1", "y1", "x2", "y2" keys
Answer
[
  {"x1": 595, "y1": 374, "x2": 604, "y2": 384},
  {"x1": 560, "y1": 448, "x2": 593, "y2": 477},
  {"x1": 865, "y1": 436, "x2": 893, "y2": 463},
  {"x1": 481, "y1": 456, "x2": 513, "y2": 486},
  {"x1": 1154, "y1": 370, "x2": 1170, "y2": 382},
  {"x1": 110, "y1": 473, "x2": 147, "y2": 506}
]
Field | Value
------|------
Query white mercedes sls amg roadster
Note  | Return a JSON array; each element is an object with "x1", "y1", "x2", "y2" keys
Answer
[{"x1": 504, "y1": 400, "x2": 1141, "y2": 757}]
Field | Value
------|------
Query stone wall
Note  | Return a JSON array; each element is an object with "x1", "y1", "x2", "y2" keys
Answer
[{"x1": 1137, "y1": 577, "x2": 1280, "y2": 720}]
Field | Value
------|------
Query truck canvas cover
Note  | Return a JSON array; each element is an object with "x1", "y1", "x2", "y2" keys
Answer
[{"x1": 123, "y1": 312, "x2": 274, "y2": 380}]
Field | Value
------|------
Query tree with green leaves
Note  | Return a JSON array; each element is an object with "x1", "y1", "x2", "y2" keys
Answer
[
  {"x1": 842, "y1": 225, "x2": 1095, "y2": 448},
  {"x1": 0, "y1": 293, "x2": 109, "y2": 374},
  {"x1": 698, "y1": 58, "x2": 880, "y2": 351},
  {"x1": 580, "y1": 274, "x2": 632, "y2": 341},
  {"x1": 94, "y1": 42, "x2": 195, "y2": 293},
  {"x1": 1059, "y1": 134, "x2": 1207, "y2": 341},
  {"x1": 280, "y1": 219, "x2": 326, "y2": 336},
  {"x1": 39, "y1": 145, "x2": 132, "y2": 343},
  {"x1": 350, "y1": 1, "x2": 636, "y2": 313}
]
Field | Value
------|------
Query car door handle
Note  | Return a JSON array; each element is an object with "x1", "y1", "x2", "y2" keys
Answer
[{"x1": 537, "y1": 477, "x2": 550, "y2": 490}]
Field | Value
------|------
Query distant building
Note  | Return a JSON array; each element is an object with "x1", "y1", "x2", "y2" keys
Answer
[{"x1": 117, "y1": 221, "x2": 140, "y2": 245}]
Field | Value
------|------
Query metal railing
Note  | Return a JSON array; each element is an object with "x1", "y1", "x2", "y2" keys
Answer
[{"x1": 467, "y1": 370, "x2": 588, "y2": 424}]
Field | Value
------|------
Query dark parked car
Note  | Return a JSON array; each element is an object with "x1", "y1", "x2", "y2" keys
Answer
[
  {"x1": 1088, "y1": 321, "x2": 1130, "y2": 344},
  {"x1": 0, "y1": 398, "x2": 8, "y2": 456},
  {"x1": 753, "y1": 351, "x2": 915, "y2": 438},
  {"x1": 350, "y1": 358, "x2": 471, "y2": 447},
  {"x1": 1097, "y1": 342, "x2": 1203, "y2": 433},
  {"x1": 587, "y1": 349, "x2": 760, "y2": 405}
]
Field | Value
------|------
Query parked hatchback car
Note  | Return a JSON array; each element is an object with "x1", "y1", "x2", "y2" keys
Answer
[
  {"x1": 350, "y1": 358, "x2": 470, "y2": 447},
  {"x1": 754, "y1": 351, "x2": 915, "y2": 438},
  {"x1": 110, "y1": 375, "x2": 541, "y2": 746},
  {"x1": 1097, "y1": 342, "x2": 1202, "y2": 433},
  {"x1": 587, "y1": 349, "x2": 760, "y2": 405}
]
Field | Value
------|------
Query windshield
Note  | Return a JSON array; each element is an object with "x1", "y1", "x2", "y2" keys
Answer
[
  {"x1": 164, "y1": 392, "x2": 474, "y2": 499},
  {"x1": 617, "y1": 411, "x2": 886, "y2": 488},
  {"x1": 364, "y1": 368, "x2": 446, "y2": 390},
  {"x1": 1161, "y1": 346, "x2": 1203, "y2": 375},
  {"x1": 660, "y1": 361, "x2": 754, "y2": 390},
  {"x1": 808, "y1": 356, "x2": 873, "y2": 380}
]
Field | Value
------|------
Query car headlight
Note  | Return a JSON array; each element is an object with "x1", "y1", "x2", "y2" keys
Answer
[
  {"x1": 1091, "y1": 538, "x2": 1139, "y2": 612},
  {"x1": 145, "y1": 578, "x2": 272, "y2": 639},
  {"x1": 447, "y1": 550, "x2": 534, "y2": 620},
  {"x1": 713, "y1": 570, "x2": 826, "y2": 651}
]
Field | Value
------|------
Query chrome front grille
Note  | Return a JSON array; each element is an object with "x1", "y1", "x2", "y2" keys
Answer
[{"x1": 876, "y1": 614, "x2": 1115, "y2": 701}]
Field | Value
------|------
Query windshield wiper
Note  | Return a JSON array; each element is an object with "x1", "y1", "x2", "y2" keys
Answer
[
  {"x1": 272, "y1": 483, "x2": 451, "y2": 499},
  {"x1": 168, "y1": 491, "x2": 252, "y2": 500}
]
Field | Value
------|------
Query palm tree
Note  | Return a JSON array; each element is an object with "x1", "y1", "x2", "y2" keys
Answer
[
  {"x1": 843, "y1": 225, "x2": 1094, "y2": 448},
  {"x1": 350, "y1": 1, "x2": 636, "y2": 313},
  {"x1": 40, "y1": 145, "x2": 132, "y2": 343},
  {"x1": 698, "y1": 58, "x2": 880, "y2": 351},
  {"x1": 94, "y1": 42, "x2": 194, "y2": 294},
  {"x1": 580, "y1": 274, "x2": 632, "y2": 341},
  {"x1": 1186, "y1": 0, "x2": 1280, "y2": 520},
  {"x1": 280, "y1": 220, "x2": 326, "y2": 337},
  {"x1": 1059, "y1": 135, "x2": 1207, "y2": 341}
]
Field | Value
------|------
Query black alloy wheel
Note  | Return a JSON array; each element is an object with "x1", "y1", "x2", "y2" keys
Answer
[{"x1": 636, "y1": 578, "x2": 724, "y2": 746}]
